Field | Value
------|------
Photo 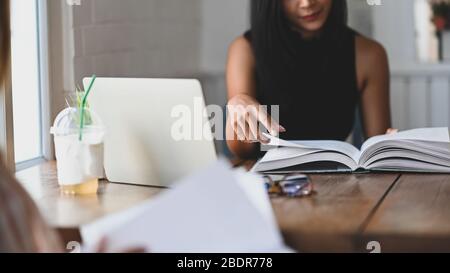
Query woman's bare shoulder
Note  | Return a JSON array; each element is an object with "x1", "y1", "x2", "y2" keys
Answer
[
  {"x1": 355, "y1": 34, "x2": 389, "y2": 89},
  {"x1": 228, "y1": 36, "x2": 254, "y2": 61},
  {"x1": 355, "y1": 35, "x2": 388, "y2": 66}
]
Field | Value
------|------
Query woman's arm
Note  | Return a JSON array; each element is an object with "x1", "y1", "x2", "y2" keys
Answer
[
  {"x1": 226, "y1": 37, "x2": 259, "y2": 158},
  {"x1": 226, "y1": 36, "x2": 284, "y2": 158},
  {"x1": 356, "y1": 36, "x2": 392, "y2": 138}
]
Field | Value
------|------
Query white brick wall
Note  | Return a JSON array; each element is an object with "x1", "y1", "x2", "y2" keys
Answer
[{"x1": 70, "y1": 0, "x2": 203, "y2": 85}]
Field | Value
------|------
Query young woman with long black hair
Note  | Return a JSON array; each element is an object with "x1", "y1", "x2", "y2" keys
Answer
[{"x1": 226, "y1": 0, "x2": 393, "y2": 158}]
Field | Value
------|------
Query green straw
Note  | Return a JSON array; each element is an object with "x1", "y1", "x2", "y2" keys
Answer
[{"x1": 79, "y1": 75, "x2": 97, "y2": 141}]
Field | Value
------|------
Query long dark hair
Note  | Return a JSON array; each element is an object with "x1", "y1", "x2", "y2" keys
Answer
[
  {"x1": 0, "y1": 0, "x2": 10, "y2": 84},
  {"x1": 249, "y1": 0, "x2": 348, "y2": 91},
  {"x1": 0, "y1": 0, "x2": 63, "y2": 253}
]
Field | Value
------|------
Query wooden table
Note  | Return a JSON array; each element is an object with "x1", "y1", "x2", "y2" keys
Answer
[{"x1": 16, "y1": 161, "x2": 450, "y2": 253}]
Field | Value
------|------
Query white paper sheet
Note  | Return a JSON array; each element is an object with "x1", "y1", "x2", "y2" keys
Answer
[
  {"x1": 361, "y1": 127, "x2": 450, "y2": 152},
  {"x1": 263, "y1": 133, "x2": 361, "y2": 162},
  {"x1": 81, "y1": 159, "x2": 291, "y2": 253}
]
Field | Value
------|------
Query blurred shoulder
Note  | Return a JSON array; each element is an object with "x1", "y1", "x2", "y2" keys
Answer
[
  {"x1": 355, "y1": 34, "x2": 388, "y2": 66},
  {"x1": 228, "y1": 35, "x2": 255, "y2": 63},
  {"x1": 229, "y1": 35, "x2": 253, "y2": 53}
]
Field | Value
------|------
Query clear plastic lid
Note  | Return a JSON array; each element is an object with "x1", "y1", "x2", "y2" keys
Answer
[{"x1": 50, "y1": 107, "x2": 104, "y2": 136}]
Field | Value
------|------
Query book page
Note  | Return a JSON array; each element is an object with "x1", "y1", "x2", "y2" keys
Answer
[
  {"x1": 263, "y1": 133, "x2": 361, "y2": 162},
  {"x1": 362, "y1": 128, "x2": 450, "y2": 153},
  {"x1": 369, "y1": 159, "x2": 450, "y2": 173},
  {"x1": 264, "y1": 133, "x2": 314, "y2": 149},
  {"x1": 253, "y1": 150, "x2": 359, "y2": 172},
  {"x1": 260, "y1": 147, "x2": 321, "y2": 163}
]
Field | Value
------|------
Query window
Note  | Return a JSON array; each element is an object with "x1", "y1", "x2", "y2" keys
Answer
[
  {"x1": 415, "y1": 0, "x2": 439, "y2": 63},
  {"x1": 10, "y1": 0, "x2": 44, "y2": 168}
]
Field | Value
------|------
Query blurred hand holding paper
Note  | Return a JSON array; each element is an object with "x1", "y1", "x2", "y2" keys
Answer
[{"x1": 81, "y1": 159, "x2": 290, "y2": 253}]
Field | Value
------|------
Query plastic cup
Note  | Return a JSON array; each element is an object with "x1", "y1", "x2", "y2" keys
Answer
[{"x1": 50, "y1": 107, "x2": 105, "y2": 195}]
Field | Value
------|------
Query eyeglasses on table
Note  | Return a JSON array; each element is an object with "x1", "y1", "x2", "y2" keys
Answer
[{"x1": 262, "y1": 173, "x2": 314, "y2": 198}]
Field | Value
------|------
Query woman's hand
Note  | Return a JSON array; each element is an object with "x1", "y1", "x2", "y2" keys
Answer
[
  {"x1": 227, "y1": 94, "x2": 286, "y2": 144},
  {"x1": 386, "y1": 128, "x2": 398, "y2": 135}
]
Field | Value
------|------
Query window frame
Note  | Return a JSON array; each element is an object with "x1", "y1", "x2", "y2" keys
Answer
[
  {"x1": 37, "y1": 0, "x2": 52, "y2": 162},
  {"x1": 0, "y1": 62, "x2": 15, "y2": 172},
  {"x1": 7, "y1": 0, "x2": 52, "y2": 171}
]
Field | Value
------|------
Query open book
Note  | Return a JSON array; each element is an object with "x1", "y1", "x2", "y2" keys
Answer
[{"x1": 252, "y1": 128, "x2": 450, "y2": 174}]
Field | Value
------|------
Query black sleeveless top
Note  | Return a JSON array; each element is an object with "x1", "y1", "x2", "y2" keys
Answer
[{"x1": 244, "y1": 27, "x2": 359, "y2": 141}]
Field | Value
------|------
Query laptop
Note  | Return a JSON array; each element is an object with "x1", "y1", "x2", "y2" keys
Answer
[{"x1": 84, "y1": 77, "x2": 217, "y2": 187}]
